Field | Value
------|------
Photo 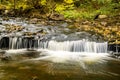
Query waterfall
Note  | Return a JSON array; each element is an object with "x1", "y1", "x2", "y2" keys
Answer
[
  {"x1": 38, "y1": 40, "x2": 108, "y2": 53},
  {"x1": 0, "y1": 37, "x2": 108, "y2": 53}
]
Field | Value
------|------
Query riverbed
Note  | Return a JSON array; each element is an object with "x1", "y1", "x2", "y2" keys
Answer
[{"x1": 0, "y1": 17, "x2": 120, "y2": 80}]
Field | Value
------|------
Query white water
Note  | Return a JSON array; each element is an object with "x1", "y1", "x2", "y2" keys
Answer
[
  {"x1": 37, "y1": 39, "x2": 108, "y2": 53},
  {"x1": 5, "y1": 39, "x2": 110, "y2": 70},
  {"x1": 35, "y1": 49, "x2": 109, "y2": 63},
  {"x1": 7, "y1": 38, "x2": 108, "y2": 53},
  {"x1": 8, "y1": 38, "x2": 108, "y2": 53},
  {"x1": 5, "y1": 48, "x2": 109, "y2": 64}
]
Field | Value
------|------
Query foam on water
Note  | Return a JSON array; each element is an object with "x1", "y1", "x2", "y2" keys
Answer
[
  {"x1": 5, "y1": 49, "x2": 27, "y2": 54},
  {"x1": 33, "y1": 49, "x2": 110, "y2": 63}
]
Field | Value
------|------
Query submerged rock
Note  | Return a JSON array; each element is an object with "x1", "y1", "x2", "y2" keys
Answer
[
  {"x1": 0, "y1": 50, "x2": 5, "y2": 54},
  {"x1": 18, "y1": 66, "x2": 31, "y2": 70},
  {"x1": 21, "y1": 50, "x2": 40, "y2": 58},
  {"x1": 111, "y1": 53, "x2": 120, "y2": 59},
  {"x1": 0, "y1": 55, "x2": 12, "y2": 62},
  {"x1": 32, "y1": 76, "x2": 39, "y2": 80}
]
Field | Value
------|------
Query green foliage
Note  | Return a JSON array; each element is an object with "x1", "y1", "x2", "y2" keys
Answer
[
  {"x1": 55, "y1": 0, "x2": 75, "y2": 12},
  {"x1": 40, "y1": 0, "x2": 47, "y2": 5},
  {"x1": 55, "y1": 4, "x2": 65, "y2": 12},
  {"x1": 0, "y1": 0, "x2": 119, "y2": 19},
  {"x1": 55, "y1": 4, "x2": 74, "y2": 12},
  {"x1": 62, "y1": 10, "x2": 96, "y2": 19},
  {"x1": 64, "y1": 0, "x2": 74, "y2": 4}
]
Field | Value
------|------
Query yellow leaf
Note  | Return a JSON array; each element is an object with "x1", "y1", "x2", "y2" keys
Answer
[
  {"x1": 64, "y1": 0, "x2": 73, "y2": 4},
  {"x1": 41, "y1": 0, "x2": 47, "y2": 5}
]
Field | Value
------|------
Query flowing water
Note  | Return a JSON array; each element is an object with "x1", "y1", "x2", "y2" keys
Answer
[{"x1": 0, "y1": 17, "x2": 120, "y2": 80}]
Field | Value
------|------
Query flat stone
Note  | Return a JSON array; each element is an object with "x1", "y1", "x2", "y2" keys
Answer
[{"x1": 98, "y1": 15, "x2": 108, "y2": 19}]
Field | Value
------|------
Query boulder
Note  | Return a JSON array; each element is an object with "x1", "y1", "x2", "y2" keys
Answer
[
  {"x1": 98, "y1": 15, "x2": 108, "y2": 19},
  {"x1": 29, "y1": 18, "x2": 38, "y2": 24},
  {"x1": 100, "y1": 22, "x2": 107, "y2": 26}
]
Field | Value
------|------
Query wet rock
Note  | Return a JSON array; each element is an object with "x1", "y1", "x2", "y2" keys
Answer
[
  {"x1": 23, "y1": 31, "x2": 45, "y2": 37},
  {"x1": 49, "y1": 13, "x2": 64, "y2": 21},
  {"x1": 37, "y1": 20, "x2": 48, "y2": 25},
  {"x1": 1, "y1": 55, "x2": 12, "y2": 61},
  {"x1": 24, "y1": 32, "x2": 35, "y2": 36},
  {"x1": 111, "y1": 53, "x2": 120, "y2": 58},
  {"x1": 5, "y1": 24, "x2": 24, "y2": 33},
  {"x1": 0, "y1": 50, "x2": 5, "y2": 54},
  {"x1": 2, "y1": 17, "x2": 9, "y2": 21},
  {"x1": 118, "y1": 56, "x2": 120, "y2": 59},
  {"x1": 4, "y1": 10, "x2": 9, "y2": 15},
  {"x1": 100, "y1": 22, "x2": 108, "y2": 26},
  {"x1": 29, "y1": 18, "x2": 38, "y2": 24},
  {"x1": 21, "y1": 50, "x2": 40, "y2": 58},
  {"x1": 65, "y1": 19, "x2": 73, "y2": 23},
  {"x1": 82, "y1": 21, "x2": 91, "y2": 25},
  {"x1": 37, "y1": 29, "x2": 44, "y2": 33}
]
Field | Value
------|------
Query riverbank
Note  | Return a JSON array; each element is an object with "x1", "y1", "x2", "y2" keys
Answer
[{"x1": 0, "y1": 13, "x2": 120, "y2": 43}]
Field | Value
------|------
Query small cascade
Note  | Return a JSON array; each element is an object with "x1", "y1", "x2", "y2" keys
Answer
[
  {"x1": 0, "y1": 37, "x2": 108, "y2": 53},
  {"x1": 96, "y1": 42, "x2": 108, "y2": 53},
  {"x1": 9, "y1": 37, "x2": 19, "y2": 49},
  {"x1": 38, "y1": 40, "x2": 108, "y2": 53},
  {"x1": 0, "y1": 37, "x2": 35, "y2": 49}
]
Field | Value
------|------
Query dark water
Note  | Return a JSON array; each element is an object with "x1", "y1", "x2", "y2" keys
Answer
[{"x1": 0, "y1": 50, "x2": 120, "y2": 80}]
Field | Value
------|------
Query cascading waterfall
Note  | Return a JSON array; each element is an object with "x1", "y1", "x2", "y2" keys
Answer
[
  {"x1": 37, "y1": 40, "x2": 108, "y2": 53},
  {"x1": 0, "y1": 37, "x2": 108, "y2": 53},
  {"x1": 9, "y1": 37, "x2": 34, "y2": 49}
]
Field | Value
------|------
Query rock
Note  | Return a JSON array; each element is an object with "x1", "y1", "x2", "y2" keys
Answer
[
  {"x1": 5, "y1": 24, "x2": 23, "y2": 33},
  {"x1": 82, "y1": 21, "x2": 91, "y2": 25},
  {"x1": 0, "y1": 50, "x2": 5, "y2": 55},
  {"x1": 22, "y1": 50, "x2": 40, "y2": 58},
  {"x1": 1, "y1": 55, "x2": 12, "y2": 61},
  {"x1": 98, "y1": 15, "x2": 108, "y2": 19},
  {"x1": 65, "y1": 19, "x2": 73, "y2": 23},
  {"x1": 29, "y1": 18, "x2": 38, "y2": 24},
  {"x1": 2, "y1": 17, "x2": 9, "y2": 21},
  {"x1": 113, "y1": 53, "x2": 120, "y2": 58},
  {"x1": 37, "y1": 29, "x2": 44, "y2": 33},
  {"x1": 100, "y1": 22, "x2": 107, "y2": 26},
  {"x1": 24, "y1": 32, "x2": 38, "y2": 36},
  {"x1": 118, "y1": 56, "x2": 120, "y2": 59},
  {"x1": 0, "y1": 51, "x2": 5, "y2": 58},
  {"x1": 49, "y1": 13, "x2": 65, "y2": 21},
  {"x1": 4, "y1": 10, "x2": 9, "y2": 15}
]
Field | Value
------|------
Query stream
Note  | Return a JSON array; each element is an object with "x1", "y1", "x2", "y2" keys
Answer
[{"x1": 0, "y1": 17, "x2": 120, "y2": 80}]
